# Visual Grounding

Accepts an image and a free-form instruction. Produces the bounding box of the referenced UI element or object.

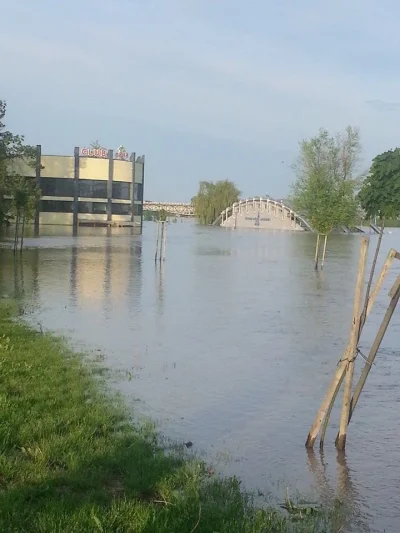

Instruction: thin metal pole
[154,221,160,262]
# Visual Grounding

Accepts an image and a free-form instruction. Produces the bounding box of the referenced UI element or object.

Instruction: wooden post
[161,221,167,261]
[321,235,328,270]
[347,275,400,424]
[314,234,320,270]
[154,221,160,262]
[309,246,397,449]
[336,237,369,450]
[159,221,164,263]
[19,216,25,253]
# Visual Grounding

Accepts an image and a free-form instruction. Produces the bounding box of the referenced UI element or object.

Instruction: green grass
[0,301,334,533]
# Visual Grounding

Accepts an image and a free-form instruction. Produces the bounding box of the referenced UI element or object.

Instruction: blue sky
[1,0,400,202]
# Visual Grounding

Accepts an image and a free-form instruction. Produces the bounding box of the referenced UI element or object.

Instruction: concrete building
[9,145,145,231]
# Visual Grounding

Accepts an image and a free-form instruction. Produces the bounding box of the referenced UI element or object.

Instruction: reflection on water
[1,223,400,533]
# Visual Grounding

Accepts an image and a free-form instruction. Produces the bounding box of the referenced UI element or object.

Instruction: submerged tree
[290,126,361,269]
[0,100,39,248]
[191,179,240,225]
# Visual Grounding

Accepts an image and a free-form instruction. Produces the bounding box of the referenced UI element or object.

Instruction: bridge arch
[212,197,313,231]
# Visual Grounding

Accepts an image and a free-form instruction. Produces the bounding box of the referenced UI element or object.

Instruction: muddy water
[1,222,399,532]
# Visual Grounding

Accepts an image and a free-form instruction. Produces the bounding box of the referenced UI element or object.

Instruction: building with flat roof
[9,145,145,231]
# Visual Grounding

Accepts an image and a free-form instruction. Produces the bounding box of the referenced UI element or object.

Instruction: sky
[1,0,400,202]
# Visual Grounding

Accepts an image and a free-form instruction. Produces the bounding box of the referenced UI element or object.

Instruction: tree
[191,179,240,225]
[358,148,400,224]
[0,100,39,248]
[290,126,361,269]
[90,140,106,150]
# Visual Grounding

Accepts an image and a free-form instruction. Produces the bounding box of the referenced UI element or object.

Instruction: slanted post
[336,236,369,450]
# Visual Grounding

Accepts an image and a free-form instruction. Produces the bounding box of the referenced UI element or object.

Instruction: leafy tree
[0,100,39,248]
[192,180,240,225]
[358,148,400,224]
[290,126,361,269]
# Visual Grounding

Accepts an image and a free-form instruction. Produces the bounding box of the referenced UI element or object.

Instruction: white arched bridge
[212,197,314,231]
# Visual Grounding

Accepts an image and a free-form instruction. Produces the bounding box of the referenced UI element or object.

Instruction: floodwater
[1,221,399,533]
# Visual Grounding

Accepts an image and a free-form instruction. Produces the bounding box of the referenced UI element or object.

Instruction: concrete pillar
[73,147,80,231]
[34,144,41,235]
[107,149,114,222]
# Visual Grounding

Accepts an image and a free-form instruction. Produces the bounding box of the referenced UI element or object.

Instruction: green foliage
[0,300,336,533]
[358,148,400,220]
[192,179,240,225]
[0,100,39,226]
[291,126,361,234]
[143,209,171,222]
[90,140,106,150]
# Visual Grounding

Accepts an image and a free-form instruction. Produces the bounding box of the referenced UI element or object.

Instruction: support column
[107,150,114,223]
[34,144,41,236]
[73,147,79,232]
[140,156,145,233]
[130,152,136,223]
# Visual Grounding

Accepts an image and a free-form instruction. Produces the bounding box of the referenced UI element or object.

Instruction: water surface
[1,222,399,533]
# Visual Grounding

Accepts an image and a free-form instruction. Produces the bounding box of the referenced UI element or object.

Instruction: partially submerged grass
[0,301,334,532]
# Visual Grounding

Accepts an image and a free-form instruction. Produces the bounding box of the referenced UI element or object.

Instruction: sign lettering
[79,146,130,161]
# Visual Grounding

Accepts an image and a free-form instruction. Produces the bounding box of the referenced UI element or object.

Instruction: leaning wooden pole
[348,275,400,424]
[306,237,370,449]
[154,221,160,262]
[317,247,397,448]
[336,237,369,451]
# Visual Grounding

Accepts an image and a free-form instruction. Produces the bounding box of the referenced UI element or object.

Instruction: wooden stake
[20,216,25,253]
[359,219,385,328]
[320,235,328,270]
[161,221,167,261]
[154,221,160,262]
[347,275,400,425]
[308,246,396,449]
[314,234,320,270]
[159,222,164,263]
[336,237,369,451]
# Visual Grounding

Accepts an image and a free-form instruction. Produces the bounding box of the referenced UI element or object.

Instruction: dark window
[112,182,130,200]
[78,202,107,214]
[41,200,74,213]
[112,203,131,215]
[133,203,143,216]
[79,180,107,198]
[41,178,74,197]
[134,183,143,201]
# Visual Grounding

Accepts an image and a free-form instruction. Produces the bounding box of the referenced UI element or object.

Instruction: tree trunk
[314,234,320,270]
[320,235,328,269]
[336,237,369,451]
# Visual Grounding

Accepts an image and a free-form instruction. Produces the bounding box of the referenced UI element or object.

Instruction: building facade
[10,145,145,231]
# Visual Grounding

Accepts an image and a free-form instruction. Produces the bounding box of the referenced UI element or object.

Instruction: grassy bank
[0,302,333,533]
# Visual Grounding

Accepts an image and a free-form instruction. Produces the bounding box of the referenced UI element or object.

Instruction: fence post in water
[154,221,160,263]
[336,236,369,451]
[161,221,167,261]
